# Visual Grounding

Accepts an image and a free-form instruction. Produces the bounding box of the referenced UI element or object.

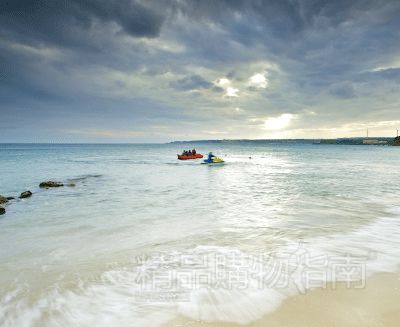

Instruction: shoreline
[165,272,400,327]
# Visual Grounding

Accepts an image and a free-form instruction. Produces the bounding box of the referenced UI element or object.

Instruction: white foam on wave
[0,285,43,327]
[172,246,287,324]
[0,246,289,327]
[310,215,400,274]
[2,210,400,327]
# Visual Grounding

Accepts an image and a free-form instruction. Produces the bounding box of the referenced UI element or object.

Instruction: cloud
[169,74,213,91]
[248,72,268,89]
[214,78,239,97]
[170,75,214,91]
[329,82,356,99]
[366,68,400,82]
[226,87,239,97]
[0,0,166,47]
[64,128,146,138]
[216,78,231,87]
[2,0,400,141]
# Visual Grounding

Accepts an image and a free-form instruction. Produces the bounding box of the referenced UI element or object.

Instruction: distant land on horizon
[170,137,399,145]
[0,136,398,145]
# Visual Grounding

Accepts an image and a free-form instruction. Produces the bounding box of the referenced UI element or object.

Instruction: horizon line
[0,135,398,145]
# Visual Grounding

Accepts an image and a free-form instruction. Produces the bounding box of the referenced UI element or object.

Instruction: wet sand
[165,272,400,327]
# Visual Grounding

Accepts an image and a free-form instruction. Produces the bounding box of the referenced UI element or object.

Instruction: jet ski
[202,156,225,164]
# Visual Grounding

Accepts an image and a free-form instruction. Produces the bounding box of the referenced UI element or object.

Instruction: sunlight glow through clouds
[264,113,294,130]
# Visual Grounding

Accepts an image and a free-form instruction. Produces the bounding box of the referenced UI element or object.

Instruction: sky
[1,0,400,143]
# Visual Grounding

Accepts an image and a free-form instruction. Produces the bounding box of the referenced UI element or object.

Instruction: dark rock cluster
[19,191,33,199]
[1,180,68,216]
[0,196,8,205]
[0,196,9,215]
[393,136,400,146]
[0,177,90,216]
[39,181,64,188]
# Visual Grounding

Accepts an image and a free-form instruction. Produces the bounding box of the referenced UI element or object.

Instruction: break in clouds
[1,0,400,142]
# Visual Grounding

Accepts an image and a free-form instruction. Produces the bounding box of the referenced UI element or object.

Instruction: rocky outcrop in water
[39,181,64,188]
[19,191,32,199]
[0,176,100,215]
[0,196,8,205]
[393,136,400,146]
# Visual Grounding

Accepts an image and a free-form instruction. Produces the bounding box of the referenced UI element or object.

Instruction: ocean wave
[2,212,400,326]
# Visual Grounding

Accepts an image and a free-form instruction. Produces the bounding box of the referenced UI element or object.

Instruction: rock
[39,181,64,188]
[0,196,8,204]
[0,207,5,215]
[19,191,32,199]
[393,136,400,146]
[6,197,15,200]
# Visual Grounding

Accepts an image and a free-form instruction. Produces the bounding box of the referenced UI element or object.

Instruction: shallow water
[0,143,400,326]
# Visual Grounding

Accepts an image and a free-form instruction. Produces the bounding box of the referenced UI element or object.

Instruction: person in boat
[188,150,192,156]
[192,149,196,155]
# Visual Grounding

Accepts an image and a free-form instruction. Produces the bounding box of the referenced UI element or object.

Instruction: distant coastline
[169,137,400,146]
[0,136,398,146]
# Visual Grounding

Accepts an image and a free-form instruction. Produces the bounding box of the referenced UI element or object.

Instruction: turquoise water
[1,143,400,326]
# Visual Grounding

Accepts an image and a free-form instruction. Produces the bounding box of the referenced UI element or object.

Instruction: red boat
[177,153,203,160]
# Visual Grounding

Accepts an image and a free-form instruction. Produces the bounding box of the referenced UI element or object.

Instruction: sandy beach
[166,272,400,327]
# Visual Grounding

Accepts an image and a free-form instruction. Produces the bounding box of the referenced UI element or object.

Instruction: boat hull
[177,154,203,160]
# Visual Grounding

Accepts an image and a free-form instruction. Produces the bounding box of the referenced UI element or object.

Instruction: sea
[0,143,399,326]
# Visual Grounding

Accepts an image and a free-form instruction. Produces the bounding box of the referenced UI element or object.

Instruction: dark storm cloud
[0,0,170,102]
[169,74,213,91]
[0,0,165,48]
[174,0,390,46]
